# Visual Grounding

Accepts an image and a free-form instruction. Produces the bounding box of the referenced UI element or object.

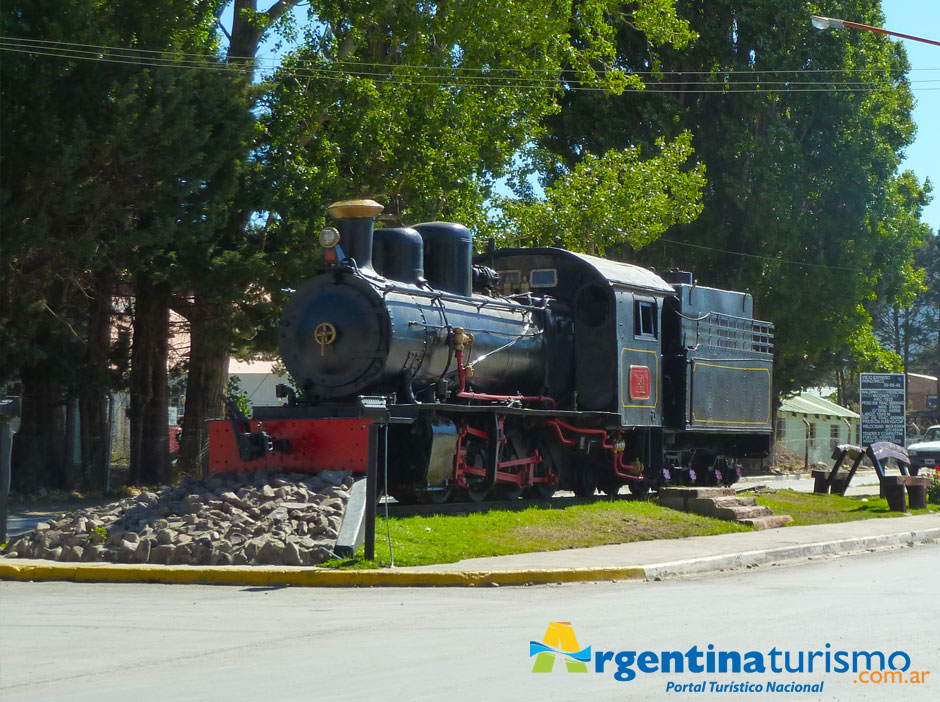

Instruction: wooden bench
[882,475,929,512]
[812,469,849,495]
[813,444,865,496]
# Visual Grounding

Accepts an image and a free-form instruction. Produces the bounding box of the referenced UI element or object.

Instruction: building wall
[777,412,859,465]
[232,372,285,411]
[907,374,938,412]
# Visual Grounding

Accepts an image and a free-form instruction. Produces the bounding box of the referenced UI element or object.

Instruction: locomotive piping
[454,348,556,408]
[464,322,535,372]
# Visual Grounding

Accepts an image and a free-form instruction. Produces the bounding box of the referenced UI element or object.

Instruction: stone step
[658,487,736,499]
[712,505,774,521]
[739,514,794,530]
[688,496,757,515]
[658,495,691,511]
[712,495,757,507]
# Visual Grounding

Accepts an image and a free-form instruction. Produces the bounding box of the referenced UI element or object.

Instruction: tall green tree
[538,0,929,396]
[173,0,306,476]
[1,0,246,488]
[175,0,697,471]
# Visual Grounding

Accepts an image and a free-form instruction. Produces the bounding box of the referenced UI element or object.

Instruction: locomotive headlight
[319,227,341,248]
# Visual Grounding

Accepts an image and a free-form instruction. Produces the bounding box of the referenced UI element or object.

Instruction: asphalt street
[1,542,938,702]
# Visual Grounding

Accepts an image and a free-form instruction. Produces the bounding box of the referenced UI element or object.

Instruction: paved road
[1,543,938,701]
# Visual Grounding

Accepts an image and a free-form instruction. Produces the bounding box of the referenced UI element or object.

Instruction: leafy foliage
[498,133,705,254]
[537,0,930,395]
[0,0,244,384]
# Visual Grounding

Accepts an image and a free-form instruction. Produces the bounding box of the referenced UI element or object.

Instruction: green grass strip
[753,488,940,526]
[332,499,747,568]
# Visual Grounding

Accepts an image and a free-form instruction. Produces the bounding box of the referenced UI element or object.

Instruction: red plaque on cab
[629,365,651,401]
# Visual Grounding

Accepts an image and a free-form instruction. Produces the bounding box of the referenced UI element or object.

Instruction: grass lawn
[337,500,747,568]
[751,488,940,526]
[329,488,940,568]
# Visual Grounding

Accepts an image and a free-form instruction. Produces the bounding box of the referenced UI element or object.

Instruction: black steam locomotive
[209,199,774,501]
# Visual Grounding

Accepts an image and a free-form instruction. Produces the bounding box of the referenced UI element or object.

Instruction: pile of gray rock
[2,470,354,566]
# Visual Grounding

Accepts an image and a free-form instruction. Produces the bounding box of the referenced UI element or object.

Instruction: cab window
[634,299,658,339]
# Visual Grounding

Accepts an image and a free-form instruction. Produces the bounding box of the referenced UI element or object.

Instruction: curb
[2,526,938,588]
[643,526,940,579]
[0,561,646,588]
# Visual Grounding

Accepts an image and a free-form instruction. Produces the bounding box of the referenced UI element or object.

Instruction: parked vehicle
[906,425,940,474]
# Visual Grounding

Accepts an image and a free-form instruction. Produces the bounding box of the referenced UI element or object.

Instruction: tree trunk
[902,308,911,369]
[891,305,901,357]
[129,276,171,485]
[12,372,66,493]
[80,271,113,491]
[171,0,299,478]
[178,295,229,477]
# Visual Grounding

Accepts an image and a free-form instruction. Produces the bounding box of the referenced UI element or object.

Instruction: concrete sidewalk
[2,512,938,588]
[407,511,940,578]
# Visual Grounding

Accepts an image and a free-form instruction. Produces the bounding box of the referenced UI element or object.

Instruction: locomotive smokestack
[327,199,384,272]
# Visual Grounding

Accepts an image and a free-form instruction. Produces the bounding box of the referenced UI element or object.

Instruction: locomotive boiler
[280,200,547,404]
[209,199,775,502]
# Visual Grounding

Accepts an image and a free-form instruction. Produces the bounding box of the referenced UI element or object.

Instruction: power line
[5,44,939,95]
[3,35,939,76]
[658,237,865,272]
[1,35,938,94]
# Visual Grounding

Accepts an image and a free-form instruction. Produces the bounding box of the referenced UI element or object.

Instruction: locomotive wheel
[494,430,527,501]
[628,479,650,499]
[571,461,597,497]
[428,485,455,504]
[464,444,491,502]
[467,485,490,502]
[597,472,622,497]
[524,432,561,500]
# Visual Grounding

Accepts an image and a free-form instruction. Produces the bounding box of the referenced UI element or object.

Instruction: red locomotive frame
[208,418,373,474]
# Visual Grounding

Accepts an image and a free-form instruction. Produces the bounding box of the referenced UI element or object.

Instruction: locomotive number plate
[629,365,651,401]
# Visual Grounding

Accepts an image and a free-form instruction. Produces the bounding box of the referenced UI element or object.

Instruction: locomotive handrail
[675,310,711,322]
[379,281,548,312]
[683,310,774,354]
[407,321,542,338]
[465,322,535,370]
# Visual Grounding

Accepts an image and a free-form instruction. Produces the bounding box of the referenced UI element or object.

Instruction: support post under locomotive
[360,396,390,560]
[365,422,378,560]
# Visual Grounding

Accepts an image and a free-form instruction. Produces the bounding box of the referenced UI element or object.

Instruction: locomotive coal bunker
[208,199,774,501]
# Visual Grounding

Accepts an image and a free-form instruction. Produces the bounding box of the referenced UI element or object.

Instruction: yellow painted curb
[0,561,646,588]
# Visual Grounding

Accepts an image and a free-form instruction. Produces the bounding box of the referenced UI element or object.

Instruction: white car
[906,425,940,474]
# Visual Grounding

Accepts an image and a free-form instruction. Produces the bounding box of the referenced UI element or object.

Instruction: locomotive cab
[487,248,673,424]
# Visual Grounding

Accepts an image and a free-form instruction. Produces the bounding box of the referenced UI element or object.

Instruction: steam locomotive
[208,199,774,501]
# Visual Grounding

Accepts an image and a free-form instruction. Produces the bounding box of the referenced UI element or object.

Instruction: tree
[1,0,247,488]
[176,0,698,472]
[174,0,306,476]
[537,0,929,397]
[498,133,705,254]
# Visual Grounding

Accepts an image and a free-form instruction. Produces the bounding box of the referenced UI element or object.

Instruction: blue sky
[882,1,940,233]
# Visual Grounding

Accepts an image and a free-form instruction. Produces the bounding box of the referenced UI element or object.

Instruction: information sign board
[859,373,906,447]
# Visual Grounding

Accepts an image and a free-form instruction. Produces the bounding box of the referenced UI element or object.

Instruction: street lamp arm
[811,15,940,48]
